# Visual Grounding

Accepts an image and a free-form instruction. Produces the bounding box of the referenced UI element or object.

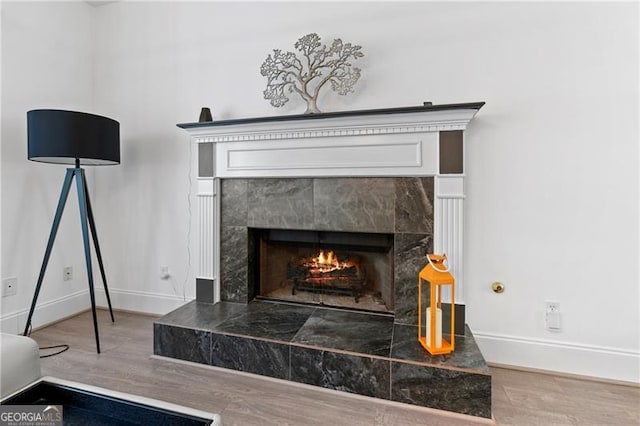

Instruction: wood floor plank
[373,404,488,426]
[554,375,640,401]
[501,385,575,411]
[490,367,564,393]
[492,400,579,426]
[28,310,640,425]
[221,397,375,426]
[492,368,639,426]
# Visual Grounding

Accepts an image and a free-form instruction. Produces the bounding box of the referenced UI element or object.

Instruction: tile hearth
[154,300,491,418]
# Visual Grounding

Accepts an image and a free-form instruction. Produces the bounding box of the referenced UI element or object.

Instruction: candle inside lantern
[426,307,442,348]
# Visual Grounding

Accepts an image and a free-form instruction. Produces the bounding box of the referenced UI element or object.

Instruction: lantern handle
[427,253,450,273]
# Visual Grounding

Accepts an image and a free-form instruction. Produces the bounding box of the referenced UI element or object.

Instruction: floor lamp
[24,109,120,354]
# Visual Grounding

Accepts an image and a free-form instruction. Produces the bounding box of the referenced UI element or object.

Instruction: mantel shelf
[177,102,485,130]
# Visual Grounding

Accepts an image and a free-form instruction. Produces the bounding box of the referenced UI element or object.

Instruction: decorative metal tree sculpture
[260,33,364,114]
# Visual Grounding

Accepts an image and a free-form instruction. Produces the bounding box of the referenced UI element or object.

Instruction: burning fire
[305,250,352,272]
[317,250,337,266]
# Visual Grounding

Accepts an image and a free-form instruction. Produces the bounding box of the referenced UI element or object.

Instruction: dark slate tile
[292,309,393,357]
[220,226,248,303]
[290,346,390,400]
[214,301,315,342]
[313,178,394,233]
[390,324,490,374]
[394,177,434,233]
[220,179,248,227]
[155,300,249,331]
[247,178,314,229]
[210,333,289,380]
[394,233,432,325]
[153,323,210,365]
[391,362,492,418]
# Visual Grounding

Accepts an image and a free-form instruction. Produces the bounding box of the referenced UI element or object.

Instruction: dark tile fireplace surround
[219,176,435,324]
[155,176,491,419]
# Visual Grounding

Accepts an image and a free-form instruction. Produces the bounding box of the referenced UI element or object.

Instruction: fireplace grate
[288,253,366,302]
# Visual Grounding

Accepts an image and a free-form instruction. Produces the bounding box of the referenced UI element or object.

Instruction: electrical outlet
[545,300,561,331]
[546,301,560,313]
[160,266,170,280]
[2,277,17,297]
[63,266,73,281]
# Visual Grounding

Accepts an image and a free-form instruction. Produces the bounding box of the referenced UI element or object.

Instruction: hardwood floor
[29,310,639,425]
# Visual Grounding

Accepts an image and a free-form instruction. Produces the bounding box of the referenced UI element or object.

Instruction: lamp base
[23,166,114,353]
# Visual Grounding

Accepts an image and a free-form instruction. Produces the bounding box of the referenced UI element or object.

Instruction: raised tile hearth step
[153,300,491,419]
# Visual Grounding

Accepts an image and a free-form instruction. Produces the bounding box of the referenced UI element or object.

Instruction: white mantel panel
[196,177,214,196]
[216,132,438,178]
[436,175,464,197]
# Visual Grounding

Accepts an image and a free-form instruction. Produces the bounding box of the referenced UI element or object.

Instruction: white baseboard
[0,288,191,335]
[473,331,640,384]
[0,290,90,334]
[94,288,192,316]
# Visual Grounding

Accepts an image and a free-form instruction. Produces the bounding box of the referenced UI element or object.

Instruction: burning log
[286,250,366,302]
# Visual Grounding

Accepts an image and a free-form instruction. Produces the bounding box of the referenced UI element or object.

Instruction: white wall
[1,1,96,333]
[462,3,639,383]
[92,2,638,383]
[3,2,638,383]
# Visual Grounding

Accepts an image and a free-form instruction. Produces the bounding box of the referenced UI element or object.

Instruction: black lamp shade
[28,109,120,165]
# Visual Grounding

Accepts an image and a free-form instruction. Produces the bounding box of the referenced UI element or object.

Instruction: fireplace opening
[252,228,394,313]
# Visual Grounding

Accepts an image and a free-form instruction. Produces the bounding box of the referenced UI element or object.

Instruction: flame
[316,250,337,267]
[304,250,353,272]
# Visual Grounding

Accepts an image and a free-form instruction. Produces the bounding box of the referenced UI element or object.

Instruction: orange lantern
[418,254,455,355]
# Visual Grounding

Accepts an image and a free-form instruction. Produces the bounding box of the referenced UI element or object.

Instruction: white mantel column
[434,175,465,305]
[194,142,218,303]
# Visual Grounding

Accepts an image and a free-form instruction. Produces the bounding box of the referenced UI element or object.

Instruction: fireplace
[253,228,394,313]
[166,102,490,419]
[182,103,485,325]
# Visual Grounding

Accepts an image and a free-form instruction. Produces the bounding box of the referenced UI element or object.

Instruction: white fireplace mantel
[178,102,484,304]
